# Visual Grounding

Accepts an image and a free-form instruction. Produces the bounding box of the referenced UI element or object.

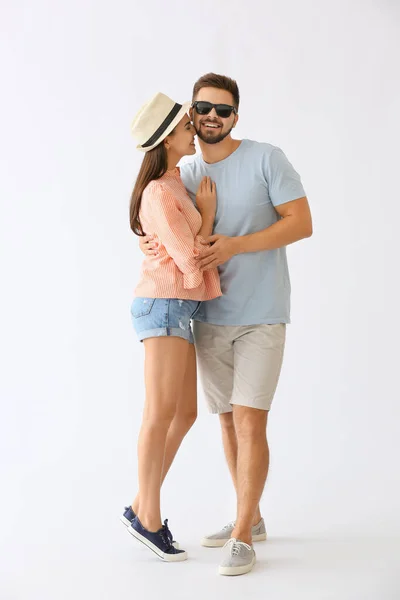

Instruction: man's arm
[235,196,312,253]
[197,196,312,271]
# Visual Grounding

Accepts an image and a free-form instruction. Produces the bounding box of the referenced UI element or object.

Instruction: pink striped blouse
[134,168,222,301]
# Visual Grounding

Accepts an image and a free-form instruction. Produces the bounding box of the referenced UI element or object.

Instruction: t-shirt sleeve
[263,147,306,207]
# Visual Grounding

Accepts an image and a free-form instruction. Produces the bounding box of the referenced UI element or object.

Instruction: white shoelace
[224,537,252,556]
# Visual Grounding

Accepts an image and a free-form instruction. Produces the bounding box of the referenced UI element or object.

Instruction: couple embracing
[121,73,312,576]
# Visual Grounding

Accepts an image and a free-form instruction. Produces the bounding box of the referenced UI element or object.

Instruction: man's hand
[196,234,238,271]
[139,234,158,256]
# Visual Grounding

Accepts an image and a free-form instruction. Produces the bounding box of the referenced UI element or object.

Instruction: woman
[121,92,221,562]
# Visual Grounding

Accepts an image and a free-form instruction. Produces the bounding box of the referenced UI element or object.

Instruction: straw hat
[131,92,191,152]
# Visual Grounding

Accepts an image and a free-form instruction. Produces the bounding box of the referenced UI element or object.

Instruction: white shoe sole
[122,516,180,549]
[201,532,266,548]
[127,525,187,562]
[219,555,256,576]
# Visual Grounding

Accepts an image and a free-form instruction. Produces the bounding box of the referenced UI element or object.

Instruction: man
[140,73,312,575]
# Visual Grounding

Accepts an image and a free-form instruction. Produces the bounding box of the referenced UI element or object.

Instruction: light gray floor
[4,511,399,600]
[3,436,400,600]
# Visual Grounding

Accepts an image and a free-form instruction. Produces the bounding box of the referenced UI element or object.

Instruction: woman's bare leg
[132,343,197,515]
[135,337,189,532]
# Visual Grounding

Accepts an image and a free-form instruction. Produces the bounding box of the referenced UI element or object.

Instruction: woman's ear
[164,137,170,150]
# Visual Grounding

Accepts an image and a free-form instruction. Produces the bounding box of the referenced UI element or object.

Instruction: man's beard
[195,122,234,145]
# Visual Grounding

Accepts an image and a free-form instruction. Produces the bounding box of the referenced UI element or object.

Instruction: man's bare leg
[230,406,269,544]
[219,411,263,526]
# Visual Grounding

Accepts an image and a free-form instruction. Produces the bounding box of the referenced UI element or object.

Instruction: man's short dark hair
[192,73,240,109]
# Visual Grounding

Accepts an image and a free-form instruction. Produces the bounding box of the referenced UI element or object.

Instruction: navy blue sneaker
[120,505,136,527]
[128,517,187,562]
[121,506,180,548]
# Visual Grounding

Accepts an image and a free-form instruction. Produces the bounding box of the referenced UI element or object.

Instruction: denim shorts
[131,298,201,344]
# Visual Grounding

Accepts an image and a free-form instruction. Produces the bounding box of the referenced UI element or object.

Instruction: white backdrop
[1,1,400,599]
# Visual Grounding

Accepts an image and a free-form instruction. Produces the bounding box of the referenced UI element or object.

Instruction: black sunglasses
[192,101,237,119]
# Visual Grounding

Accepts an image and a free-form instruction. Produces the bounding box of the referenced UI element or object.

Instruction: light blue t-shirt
[180,139,306,326]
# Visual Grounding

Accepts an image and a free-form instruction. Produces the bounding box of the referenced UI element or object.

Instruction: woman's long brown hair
[129,139,171,236]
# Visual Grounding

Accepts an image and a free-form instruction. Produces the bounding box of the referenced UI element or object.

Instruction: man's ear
[233,113,239,128]
[189,106,194,121]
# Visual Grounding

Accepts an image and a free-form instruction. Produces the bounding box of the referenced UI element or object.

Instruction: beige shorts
[193,321,286,414]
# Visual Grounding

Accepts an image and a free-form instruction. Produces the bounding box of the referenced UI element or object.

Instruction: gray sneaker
[201,518,266,547]
[219,538,256,576]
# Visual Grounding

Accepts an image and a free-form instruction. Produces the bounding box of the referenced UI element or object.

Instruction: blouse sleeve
[149,183,204,289]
